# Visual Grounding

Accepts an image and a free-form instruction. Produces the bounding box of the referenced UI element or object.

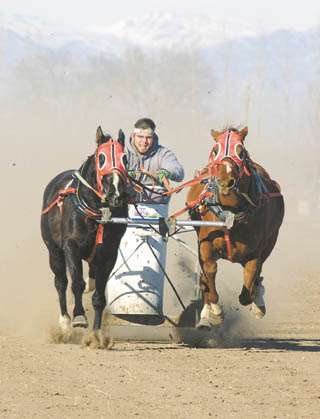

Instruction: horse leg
[84,263,96,293]
[197,242,224,329]
[92,270,108,332]
[249,231,280,318]
[84,255,117,349]
[49,247,71,330]
[239,258,266,318]
[251,276,266,319]
[64,239,88,328]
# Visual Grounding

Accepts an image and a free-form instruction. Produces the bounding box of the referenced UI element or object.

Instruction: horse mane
[222,125,242,133]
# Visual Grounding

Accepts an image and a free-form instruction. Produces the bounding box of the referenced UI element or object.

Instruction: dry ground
[1,220,319,418]
[0,321,320,418]
[1,274,320,418]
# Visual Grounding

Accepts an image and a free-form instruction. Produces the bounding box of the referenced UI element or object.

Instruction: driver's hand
[128,170,138,179]
[156,169,171,185]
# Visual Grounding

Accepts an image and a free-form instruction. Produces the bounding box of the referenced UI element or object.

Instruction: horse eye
[99,153,106,169]
[212,145,219,155]
[236,145,245,160]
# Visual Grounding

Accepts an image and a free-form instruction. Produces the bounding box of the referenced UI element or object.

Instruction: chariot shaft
[98,217,233,229]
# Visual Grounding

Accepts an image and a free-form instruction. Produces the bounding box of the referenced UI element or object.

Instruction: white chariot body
[106,199,169,325]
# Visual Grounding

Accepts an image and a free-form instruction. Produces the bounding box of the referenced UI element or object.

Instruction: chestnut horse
[187,127,284,329]
[41,127,128,347]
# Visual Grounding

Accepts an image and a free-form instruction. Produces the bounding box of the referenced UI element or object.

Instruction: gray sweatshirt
[125,134,184,203]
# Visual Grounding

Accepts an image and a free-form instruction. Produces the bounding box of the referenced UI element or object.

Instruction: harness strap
[42,181,105,251]
[96,224,104,245]
[224,230,233,262]
[168,188,214,219]
[169,198,202,219]
[74,171,103,199]
[238,192,259,208]
[42,187,77,215]
[85,229,104,263]
[266,192,282,198]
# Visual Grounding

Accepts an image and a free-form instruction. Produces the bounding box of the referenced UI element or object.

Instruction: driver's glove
[128,170,138,179]
[157,169,172,185]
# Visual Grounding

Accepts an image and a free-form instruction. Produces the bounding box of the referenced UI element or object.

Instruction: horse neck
[78,155,101,209]
[187,182,204,202]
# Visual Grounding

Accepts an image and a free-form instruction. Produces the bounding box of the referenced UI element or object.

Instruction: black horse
[41,126,128,348]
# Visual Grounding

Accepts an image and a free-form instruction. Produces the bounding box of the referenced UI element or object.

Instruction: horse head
[209,127,249,196]
[95,126,128,208]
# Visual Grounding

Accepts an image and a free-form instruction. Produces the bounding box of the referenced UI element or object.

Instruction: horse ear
[241,126,248,141]
[210,130,220,141]
[118,129,125,146]
[96,126,104,144]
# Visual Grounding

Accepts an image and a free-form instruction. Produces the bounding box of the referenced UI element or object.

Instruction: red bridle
[95,139,127,194]
[208,130,251,177]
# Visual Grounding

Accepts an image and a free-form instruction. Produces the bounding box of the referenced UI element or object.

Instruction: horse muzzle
[217,178,236,195]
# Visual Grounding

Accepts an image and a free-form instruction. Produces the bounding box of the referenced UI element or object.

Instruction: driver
[125,118,184,202]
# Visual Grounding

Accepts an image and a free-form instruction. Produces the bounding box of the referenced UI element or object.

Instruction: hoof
[72,315,88,328]
[196,318,212,331]
[209,311,224,326]
[200,303,224,327]
[59,314,71,331]
[251,278,266,318]
[239,286,252,306]
[250,303,266,319]
[83,330,114,350]
[84,277,96,293]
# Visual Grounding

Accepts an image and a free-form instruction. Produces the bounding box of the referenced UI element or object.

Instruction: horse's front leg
[84,263,96,293]
[84,254,117,349]
[64,239,88,328]
[197,241,224,329]
[239,258,266,318]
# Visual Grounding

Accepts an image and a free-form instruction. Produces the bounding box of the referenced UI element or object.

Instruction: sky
[1,0,320,29]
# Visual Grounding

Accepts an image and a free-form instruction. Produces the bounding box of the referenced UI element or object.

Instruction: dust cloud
[0,28,319,341]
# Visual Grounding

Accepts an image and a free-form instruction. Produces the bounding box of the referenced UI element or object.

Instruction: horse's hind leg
[249,231,280,318]
[64,239,88,328]
[251,275,266,319]
[239,258,266,318]
[49,248,71,330]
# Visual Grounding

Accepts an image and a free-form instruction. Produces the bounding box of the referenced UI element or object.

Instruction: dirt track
[0,324,320,418]
[1,262,320,418]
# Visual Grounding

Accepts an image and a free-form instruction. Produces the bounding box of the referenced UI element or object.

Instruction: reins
[74,170,103,200]
[41,172,103,220]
